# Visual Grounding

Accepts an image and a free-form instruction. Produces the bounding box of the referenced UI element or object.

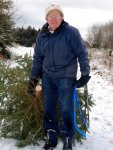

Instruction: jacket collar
[40,20,68,36]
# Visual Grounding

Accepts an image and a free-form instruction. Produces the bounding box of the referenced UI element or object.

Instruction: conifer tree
[0,55,94,147]
[0,0,14,58]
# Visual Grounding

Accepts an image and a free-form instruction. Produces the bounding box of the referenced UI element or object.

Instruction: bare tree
[86,24,102,48]
[102,21,113,49]
[86,21,113,50]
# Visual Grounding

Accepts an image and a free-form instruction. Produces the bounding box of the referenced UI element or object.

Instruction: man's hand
[28,77,38,97]
[76,75,91,88]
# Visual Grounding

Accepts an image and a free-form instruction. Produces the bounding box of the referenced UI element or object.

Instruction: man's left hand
[76,75,91,88]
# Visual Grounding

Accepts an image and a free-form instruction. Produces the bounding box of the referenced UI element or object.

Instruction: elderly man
[28,4,90,150]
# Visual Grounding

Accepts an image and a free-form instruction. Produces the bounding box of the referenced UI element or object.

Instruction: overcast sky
[13,0,113,38]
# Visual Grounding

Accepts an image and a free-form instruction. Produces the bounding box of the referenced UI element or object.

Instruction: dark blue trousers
[42,72,75,138]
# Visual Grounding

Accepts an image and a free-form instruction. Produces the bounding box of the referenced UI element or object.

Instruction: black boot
[42,130,58,150]
[42,140,54,150]
[62,135,73,150]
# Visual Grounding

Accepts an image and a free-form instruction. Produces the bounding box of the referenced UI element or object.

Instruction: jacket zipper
[50,34,55,70]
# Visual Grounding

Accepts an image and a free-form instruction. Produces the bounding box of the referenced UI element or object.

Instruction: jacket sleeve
[30,35,43,79]
[71,28,90,75]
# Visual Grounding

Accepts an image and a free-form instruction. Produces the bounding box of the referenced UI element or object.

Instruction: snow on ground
[5,45,34,67]
[8,45,34,57]
[0,46,113,150]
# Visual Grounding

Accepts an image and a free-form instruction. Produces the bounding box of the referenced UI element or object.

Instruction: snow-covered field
[0,46,113,150]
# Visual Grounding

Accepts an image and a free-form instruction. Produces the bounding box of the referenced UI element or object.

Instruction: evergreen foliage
[13,27,40,47]
[0,0,15,58]
[0,55,94,147]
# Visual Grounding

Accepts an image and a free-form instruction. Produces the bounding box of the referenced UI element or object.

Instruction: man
[28,4,91,150]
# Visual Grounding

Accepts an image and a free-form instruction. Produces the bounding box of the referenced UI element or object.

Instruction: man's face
[47,10,63,31]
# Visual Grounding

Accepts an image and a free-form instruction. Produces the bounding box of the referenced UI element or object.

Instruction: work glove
[76,75,91,88]
[28,77,38,97]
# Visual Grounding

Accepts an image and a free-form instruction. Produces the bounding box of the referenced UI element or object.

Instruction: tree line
[86,21,113,50]
[13,26,40,47]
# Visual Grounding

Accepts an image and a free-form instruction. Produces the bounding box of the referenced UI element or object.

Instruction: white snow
[8,45,34,57]
[0,46,113,150]
[5,45,34,67]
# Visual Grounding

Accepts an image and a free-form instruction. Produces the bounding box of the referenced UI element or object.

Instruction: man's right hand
[28,77,38,97]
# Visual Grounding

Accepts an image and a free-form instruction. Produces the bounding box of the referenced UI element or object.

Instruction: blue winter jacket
[31,21,90,79]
